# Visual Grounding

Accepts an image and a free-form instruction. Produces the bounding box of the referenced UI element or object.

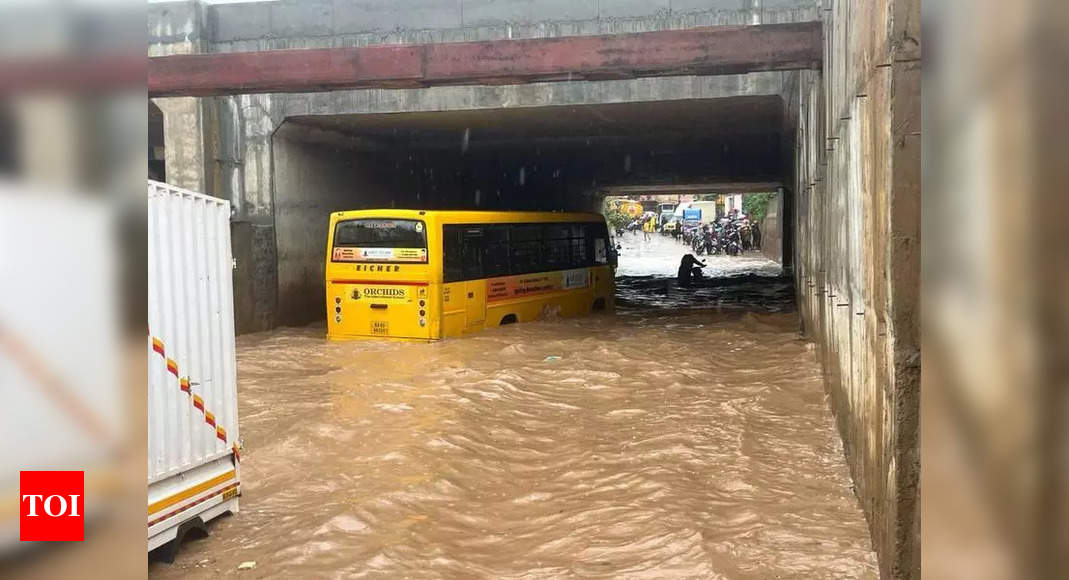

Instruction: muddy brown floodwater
[150,239,877,579]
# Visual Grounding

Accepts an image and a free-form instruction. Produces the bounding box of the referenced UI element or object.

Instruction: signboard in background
[619,201,644,217]
[683,209,702,221]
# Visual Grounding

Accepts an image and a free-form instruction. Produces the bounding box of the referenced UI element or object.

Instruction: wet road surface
[149,234,877,579]
[613,232,782,279]
[614,232,794,312]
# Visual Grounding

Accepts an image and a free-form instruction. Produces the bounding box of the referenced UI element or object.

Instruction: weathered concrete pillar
[219,94,281,333]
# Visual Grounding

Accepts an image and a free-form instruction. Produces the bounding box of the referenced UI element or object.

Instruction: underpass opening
[600,187,784,263]
[600,186,791,314]
[270,96,790,327]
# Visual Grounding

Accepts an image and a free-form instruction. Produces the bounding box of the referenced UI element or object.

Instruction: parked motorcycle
[721,218,743,256]
[691,232,705,255]
[692,227,718,256]
[681,226,695,246]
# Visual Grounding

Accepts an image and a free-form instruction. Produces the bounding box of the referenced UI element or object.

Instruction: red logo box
[20,471,84,541]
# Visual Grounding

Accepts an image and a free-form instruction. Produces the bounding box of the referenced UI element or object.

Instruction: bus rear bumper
[326,332,439,343]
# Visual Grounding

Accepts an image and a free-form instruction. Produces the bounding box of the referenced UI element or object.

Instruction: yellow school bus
[325,210,616,340]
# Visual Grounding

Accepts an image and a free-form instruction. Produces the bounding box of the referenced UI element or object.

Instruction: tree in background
[743,192,777,223]
[602,198,630,231]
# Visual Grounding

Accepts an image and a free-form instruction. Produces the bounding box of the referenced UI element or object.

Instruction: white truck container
[674,200,721,223]
[148,180,241,555]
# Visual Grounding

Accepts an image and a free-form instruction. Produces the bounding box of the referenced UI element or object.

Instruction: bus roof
[331,209,606,223]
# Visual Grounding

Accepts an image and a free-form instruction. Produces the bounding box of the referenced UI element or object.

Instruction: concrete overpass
[149,0,919,577]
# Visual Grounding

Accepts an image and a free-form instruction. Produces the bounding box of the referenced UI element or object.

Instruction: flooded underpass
[150,235,878,579]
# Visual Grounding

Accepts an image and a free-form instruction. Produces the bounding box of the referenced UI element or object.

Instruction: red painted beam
[149,22,821,98]
[0,54,146,96]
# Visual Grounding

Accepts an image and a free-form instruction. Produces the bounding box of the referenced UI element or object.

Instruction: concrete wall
[759,191,782,262]
[231,221,277,333]
[272,129,388,326]
[197,0,818,52]
[791,0,920,577]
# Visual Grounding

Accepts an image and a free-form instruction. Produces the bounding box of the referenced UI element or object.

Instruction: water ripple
[151,305,876,579]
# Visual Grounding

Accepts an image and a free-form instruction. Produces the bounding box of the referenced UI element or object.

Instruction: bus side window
[484,225,510,277]
[542,223,571,271]
[443,225,485,282]
[461,227,486,281]
[572,224,590,270]
[586,222,613,266]
[509,224,542,275]
[586,224,604,265]
[443,226,464,282]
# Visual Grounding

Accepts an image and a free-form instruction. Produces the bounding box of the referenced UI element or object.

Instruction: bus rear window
[332,219,428,263]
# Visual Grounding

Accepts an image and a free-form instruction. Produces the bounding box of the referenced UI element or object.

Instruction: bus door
[459,228,487,331]
[464,279,486,331]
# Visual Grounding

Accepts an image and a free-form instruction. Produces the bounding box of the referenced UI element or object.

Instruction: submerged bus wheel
[500,314,518,325]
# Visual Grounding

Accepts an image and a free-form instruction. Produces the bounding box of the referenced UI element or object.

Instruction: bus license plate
[371,320,389,335]
[222,488,238,501]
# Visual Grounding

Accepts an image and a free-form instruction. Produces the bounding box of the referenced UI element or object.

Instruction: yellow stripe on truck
[148,470,235,515]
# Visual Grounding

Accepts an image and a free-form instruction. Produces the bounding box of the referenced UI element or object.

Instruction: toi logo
[20,471,84,541]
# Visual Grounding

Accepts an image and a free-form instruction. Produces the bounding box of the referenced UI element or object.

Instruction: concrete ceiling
[276,96,789,193]
[285,96,784,151]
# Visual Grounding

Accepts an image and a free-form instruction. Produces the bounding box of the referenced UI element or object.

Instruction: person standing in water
[677,253,706,287]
